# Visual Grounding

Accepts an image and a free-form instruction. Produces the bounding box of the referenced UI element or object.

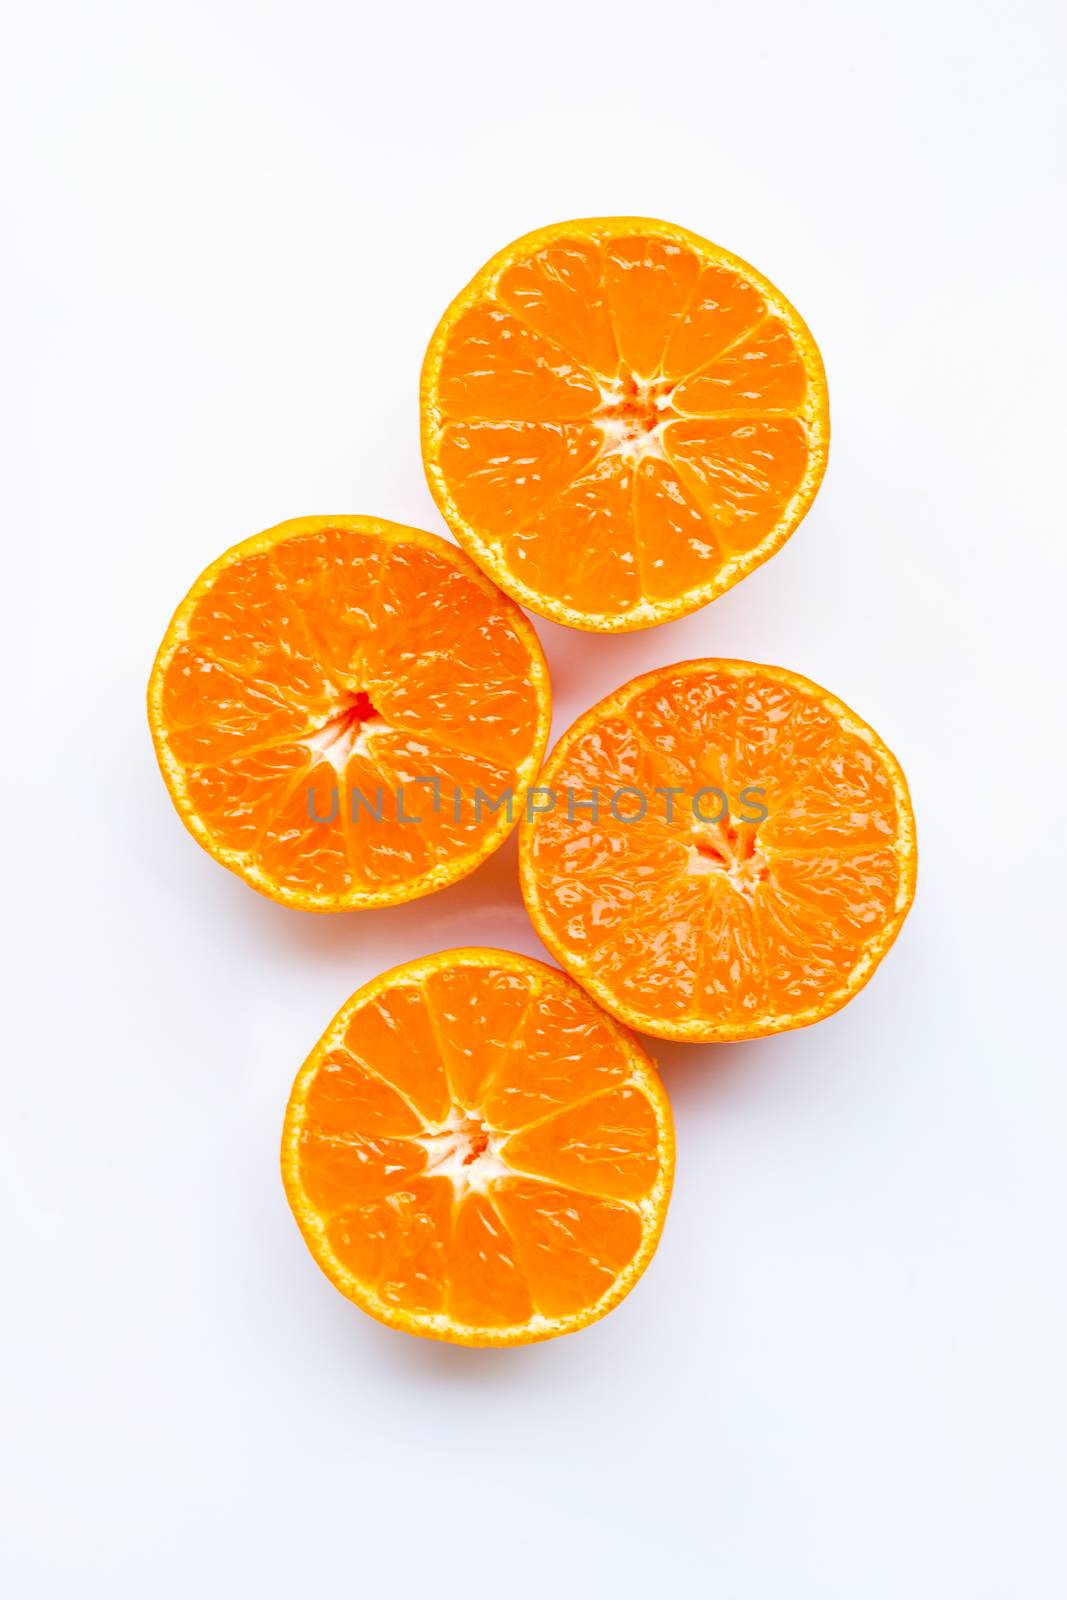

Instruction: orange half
[148,517,550,911]
[281,949,674,1345]
[421,216,828,632]
[520,660,916,1041]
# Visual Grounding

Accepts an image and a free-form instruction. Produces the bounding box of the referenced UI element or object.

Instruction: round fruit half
[148,516,551,911]
[281,948,674,1346]
[421,216,828,632]
[519,660,916,1042]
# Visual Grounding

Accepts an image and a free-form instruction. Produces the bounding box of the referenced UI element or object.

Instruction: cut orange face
[421,217,828,632]
[520,661,916,1042]
[148,517,550,911]
[281,948,674,1345]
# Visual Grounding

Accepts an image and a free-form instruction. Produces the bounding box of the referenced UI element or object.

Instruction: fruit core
[596,370,677,462]
[304,690,385,768]
[418,1109,509,1197]
[688,819,768,896]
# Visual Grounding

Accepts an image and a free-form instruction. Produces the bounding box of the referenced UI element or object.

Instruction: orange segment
[496,237,620,376]
[281,950,674,1346]
[661,262,769,377]
[182,551,329,706]
[342,982,452,1126]
[699,882,766,1026]
[298,1127,429,1212]
[182,743,310,855]
[158,643,313,767]
[336,750,434,889]
[303,1049,423,1139]
[434,303,600,420]
[601,234,703,376]
[370,735,514,869]
[589,878,716,1027]
[770,849,901,940]
[254,757,355,899]
[422,216,828,632]
[480,986,631,1132]
[504,1086,662,1201]
[437,421,603,537]
[448,1195,534,1329]
[671,318,810,414]
[627,671,739,791]
[361,539,542,768]
[147,516,550,911]
[493,1182,644,1320]
[269,524,382,689]
[326,1180,452,1318]
[423,962,534,1112]
[665,417,810,555]
[753,881,863,1009]
[731,673,841,795]
[520,661,917,1043]
[632,457,722,600]
[503,456,641,616]
[759,733,902,851]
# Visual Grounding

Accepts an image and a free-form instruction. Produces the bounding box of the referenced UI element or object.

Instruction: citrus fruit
[421,216,828,632]
[281,948,674,1345]
[520,660,916,1042]
[148,517,550,911]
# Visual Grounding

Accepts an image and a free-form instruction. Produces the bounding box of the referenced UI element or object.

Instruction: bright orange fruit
[520,660,916,1042]
[148,517,550,910]
[281,948,674,1345]
[421,216,828,632]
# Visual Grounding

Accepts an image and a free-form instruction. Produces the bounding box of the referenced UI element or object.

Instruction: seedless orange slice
[148,517,550,911]
[421,217,828,632]
[281,949,674,1345]
[520,661,916,1042]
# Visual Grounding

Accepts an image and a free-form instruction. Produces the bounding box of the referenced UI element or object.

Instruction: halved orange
[148,517,550,911]
[281,948,674,1345]
[421,216,828,632]
[520,660,916,1042]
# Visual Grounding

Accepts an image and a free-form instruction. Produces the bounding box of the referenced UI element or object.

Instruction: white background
[5,2,1066,1594]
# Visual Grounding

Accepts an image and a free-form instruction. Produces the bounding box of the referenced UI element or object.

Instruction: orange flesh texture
[520,663,916,1041]
[283,952,673,1342]
[149,519,550,909]
[423,220,827,629]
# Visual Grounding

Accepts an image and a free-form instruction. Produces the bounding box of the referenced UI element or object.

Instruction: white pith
[302,704,390,769]
[593,371,676,465]
[684,841,769,896]
[684,821,768,898]
[415,1107,512,1199]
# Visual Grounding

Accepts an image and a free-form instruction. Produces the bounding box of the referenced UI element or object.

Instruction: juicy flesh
[432,231,816,616]
[293,963,664,1330]
[157,528,543,900]
[527,669,905,1028]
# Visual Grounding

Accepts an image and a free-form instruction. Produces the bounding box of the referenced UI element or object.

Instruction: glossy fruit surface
[520,660,916,1041]
[281,948,674,1345]
[422,216,828,632]
[148,516,550,910]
